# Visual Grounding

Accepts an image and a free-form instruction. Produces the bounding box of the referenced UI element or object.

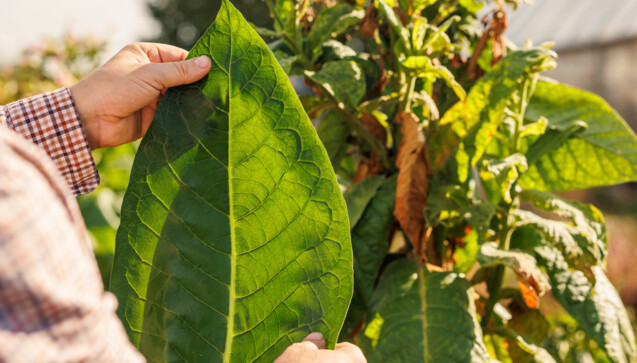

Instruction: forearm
[0,126,143,362]
[0,87,99,196]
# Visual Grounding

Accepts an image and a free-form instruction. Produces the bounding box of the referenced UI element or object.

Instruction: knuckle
[174,61,190,79]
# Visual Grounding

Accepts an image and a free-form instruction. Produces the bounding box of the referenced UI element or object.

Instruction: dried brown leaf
[517,275,539,309]
[361,5,378,39]
[361,113,387,144]
[393,112,429,261]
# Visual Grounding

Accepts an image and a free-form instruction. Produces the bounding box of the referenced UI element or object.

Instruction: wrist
[69,82,99,149]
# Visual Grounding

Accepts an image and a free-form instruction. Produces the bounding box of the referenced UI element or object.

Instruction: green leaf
[518,116,548,138]
[272,50,297,74]
[440,48,556,182]
[522,237,637,363]
[458,0,483,13]
[489,326,556,363]
[319,40,357,62]
[110,1,353,361]
[376,0,411,53]
[523,120,588,166]
[358,259,489,362]
[306,4,364,61]
[317,110,351,166]
[401,56,466,100]
[425,184,495,240]
[421,15,459,54]
[412,0,436,15]
[344,175,387,229]
[513,227,637,363]
[306,60,366,110]
[454,228,480,273]
[479,154,527,204]
[341,175,397,339]
[518,190,607,265]
[273,0,294,32]
[520,80,637,191]
[477,242,550,296]
[351,176,397,304]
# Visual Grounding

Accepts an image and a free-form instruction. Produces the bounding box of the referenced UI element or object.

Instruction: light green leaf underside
[440,49,554,182]
[110,1,353,362]
[514,227,636,363]
[520,80,637,191]
[358,259,489,363]
[477,242,550,294]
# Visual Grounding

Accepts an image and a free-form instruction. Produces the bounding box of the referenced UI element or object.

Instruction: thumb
[146,55,211,89]
[302,332,326,349]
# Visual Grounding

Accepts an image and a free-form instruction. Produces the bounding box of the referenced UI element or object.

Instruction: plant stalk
[511,76,531,153]
[306,77,394,171]
[481,220,515,330]
[400,76,417,113]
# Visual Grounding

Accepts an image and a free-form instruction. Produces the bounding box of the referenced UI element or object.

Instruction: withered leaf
[361,5,378,39]
[361,113,387,144]
[393,112,430,260]
[517,275,540,309]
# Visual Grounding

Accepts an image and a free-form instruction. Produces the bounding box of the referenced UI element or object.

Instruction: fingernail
[305,332,324,342]
[194,56,211,68]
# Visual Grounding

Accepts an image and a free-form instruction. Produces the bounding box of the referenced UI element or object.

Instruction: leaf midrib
[225,3,236,361]
[417,265,428,363]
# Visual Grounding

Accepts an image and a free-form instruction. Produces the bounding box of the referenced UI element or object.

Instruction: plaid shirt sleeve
[0,87,99,196]
[0,123,144,362]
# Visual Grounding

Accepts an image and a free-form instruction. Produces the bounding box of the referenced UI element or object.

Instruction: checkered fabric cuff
[1,87,99,196]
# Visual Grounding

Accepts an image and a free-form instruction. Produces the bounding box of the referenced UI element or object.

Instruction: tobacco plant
[260,0,637,361]
[110,0,637,362]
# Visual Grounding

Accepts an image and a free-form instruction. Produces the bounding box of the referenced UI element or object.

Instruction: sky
[0,0,158,65]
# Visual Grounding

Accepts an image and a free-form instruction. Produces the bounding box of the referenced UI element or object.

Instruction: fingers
[334,343,367,363]
[302,332,326,349]
[141,56,212,89]
[129,42,189,63]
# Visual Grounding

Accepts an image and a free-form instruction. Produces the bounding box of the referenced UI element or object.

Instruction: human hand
[275,333,367,363]
[70,42,211,149]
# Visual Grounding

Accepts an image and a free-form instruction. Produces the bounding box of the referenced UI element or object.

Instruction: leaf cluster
[263,0,637,361]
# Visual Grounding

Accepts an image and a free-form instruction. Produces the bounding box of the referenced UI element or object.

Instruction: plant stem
[336,107,395,171]
[511,76,531,154]
[264,0,284,30]
[481,219,515,330]
[306,76,394,171]
[400,76,417,113]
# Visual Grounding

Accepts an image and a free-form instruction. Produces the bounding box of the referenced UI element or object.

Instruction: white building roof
[505,0,637,50]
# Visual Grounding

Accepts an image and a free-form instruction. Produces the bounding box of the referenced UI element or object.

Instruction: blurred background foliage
[1,1,635,360]
[147,0,272,49]
[0,35,136,288]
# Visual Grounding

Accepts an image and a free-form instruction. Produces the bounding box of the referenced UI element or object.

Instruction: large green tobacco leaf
[110,1,353,361]
[520,80,637,191]
[358,259,489,362]
[440,49,555,182]
[513,228,636,363]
